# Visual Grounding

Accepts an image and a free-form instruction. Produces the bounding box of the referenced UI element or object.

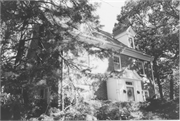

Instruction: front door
[127,87,135,101]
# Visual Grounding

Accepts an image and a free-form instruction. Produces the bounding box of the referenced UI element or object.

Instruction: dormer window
[113,26,136,48]
[128,37,134,48]
[113,55,121,71]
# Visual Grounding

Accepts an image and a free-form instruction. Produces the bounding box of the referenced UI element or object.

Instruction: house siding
[120,54,155,98]
[74,51,155,101]
[28,25,155,103]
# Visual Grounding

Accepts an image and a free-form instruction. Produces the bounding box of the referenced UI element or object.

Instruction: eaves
[78,34,154,62]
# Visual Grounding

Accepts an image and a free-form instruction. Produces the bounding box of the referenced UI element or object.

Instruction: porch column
[142,61,145,75]
[58,50,64,110]
[150,61,156,95]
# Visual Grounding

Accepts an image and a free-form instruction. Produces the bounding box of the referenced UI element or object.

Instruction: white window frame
[113,54,121,71]
[142,90,149,101]
[135,60,145,76]
[128,37,135,48]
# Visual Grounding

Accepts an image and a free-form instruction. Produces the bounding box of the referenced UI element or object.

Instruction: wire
[99,0,114,7]
[98,0,122,9]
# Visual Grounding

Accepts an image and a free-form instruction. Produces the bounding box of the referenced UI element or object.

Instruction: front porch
[106,69,154,102]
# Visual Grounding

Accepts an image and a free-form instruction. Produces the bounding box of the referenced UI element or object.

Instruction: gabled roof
[72,25,154,61]
[113,26,129,37]
[96,29,129,48]
[121,69,142,80]
[84,29,154,61]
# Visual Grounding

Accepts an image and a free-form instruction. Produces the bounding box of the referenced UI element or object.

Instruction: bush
[1,94,24,120]
[45,101,98,120]
[0,92,50,120]
[96,101,131,120]
[140,98,179,119]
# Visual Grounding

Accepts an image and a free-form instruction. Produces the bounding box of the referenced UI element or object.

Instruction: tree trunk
[156,75,163,99]
[22,88,29,105]
[169,75,174,100]
[153,61,164,99]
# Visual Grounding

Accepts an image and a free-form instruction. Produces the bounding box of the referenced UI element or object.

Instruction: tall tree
[114,0,179,99]
[1,0,101,117]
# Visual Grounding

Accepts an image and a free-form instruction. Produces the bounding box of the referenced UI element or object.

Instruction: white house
[26,25,156,103]
[74,26,156,102]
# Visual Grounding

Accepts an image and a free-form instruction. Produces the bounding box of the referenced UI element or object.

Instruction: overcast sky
[90,0,126,33]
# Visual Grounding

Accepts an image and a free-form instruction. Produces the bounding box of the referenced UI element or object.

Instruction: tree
[114,0,179,99]
[1,0,101,119]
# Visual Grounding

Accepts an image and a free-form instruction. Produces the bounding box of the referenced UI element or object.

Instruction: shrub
[96,101,131,120]
[140,98,179,119]
[1,94,23,120]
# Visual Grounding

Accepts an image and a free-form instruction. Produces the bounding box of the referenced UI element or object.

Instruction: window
[144,61,153,80]
[143,90,149,98]
[113,55,121,71]
[145,91,148,98]
[121,54,134,69]
[126,81,133,85]
[131,60,144,76]
[128,37,134,48]
[142,90,149,100]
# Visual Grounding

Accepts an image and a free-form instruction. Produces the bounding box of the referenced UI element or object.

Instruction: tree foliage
[114,0,179,99]
[1,0,102,119]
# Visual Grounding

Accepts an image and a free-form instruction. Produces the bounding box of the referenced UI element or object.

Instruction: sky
[90,0,126,33]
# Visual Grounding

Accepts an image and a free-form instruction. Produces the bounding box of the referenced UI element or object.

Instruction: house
[25,25,156,103]
[74,26,156,102]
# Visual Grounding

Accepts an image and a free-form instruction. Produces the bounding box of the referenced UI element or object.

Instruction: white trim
[142,61,145,75]
[128,37,135,48]
[127,26,136,37]
[136,60,145,75]
[120,77,142,81]
[151,62,156,94]
[122,48,154,61]
[142,90,149,100]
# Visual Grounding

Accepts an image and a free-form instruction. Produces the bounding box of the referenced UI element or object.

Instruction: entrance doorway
[127,87,135,101]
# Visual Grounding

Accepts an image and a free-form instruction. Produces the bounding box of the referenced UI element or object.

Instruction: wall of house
[106,78,119,101]
[66,48,155,101]
[120,54,155,98]
[107,78,144,102]
[116,34,129,47]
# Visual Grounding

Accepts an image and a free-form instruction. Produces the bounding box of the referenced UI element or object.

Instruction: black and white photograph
[0,0,179,120]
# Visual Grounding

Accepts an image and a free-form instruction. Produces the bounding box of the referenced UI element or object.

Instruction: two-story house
[75,26,156,102]
[25,25,156,103]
